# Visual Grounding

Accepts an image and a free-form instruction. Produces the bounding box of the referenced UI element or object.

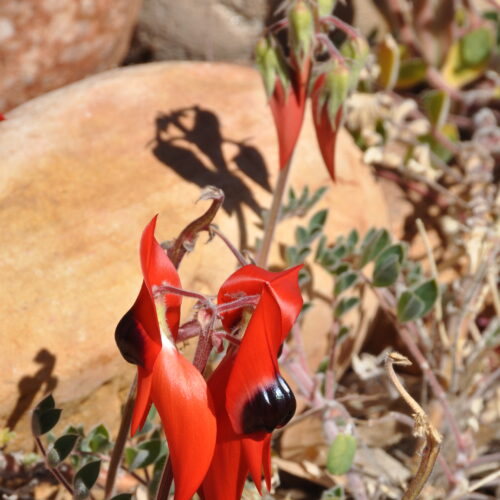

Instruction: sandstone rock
[0,0,142,112]
[0,62,390,449]
[136,0,278,62]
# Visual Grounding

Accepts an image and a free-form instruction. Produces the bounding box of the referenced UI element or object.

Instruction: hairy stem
[35,436,74,496]
[105,375,137,499]
[257,159,292,268]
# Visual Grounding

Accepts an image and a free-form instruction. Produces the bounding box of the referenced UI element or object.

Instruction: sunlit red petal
[311,76,343,182]
[217,265,302,435]
[201,357,249,500]
[151,345,217,500]
[140,215,182,339]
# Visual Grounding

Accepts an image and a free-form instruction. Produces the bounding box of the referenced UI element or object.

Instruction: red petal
[131,366,153,435]
[269,63,309,170]
[241,434,272,494]
[311,80,343,182]
[217,265,303,435]
[151,346,216,500]
[140,215,182,339]
[201,357,249,500]
[218,264,303,340]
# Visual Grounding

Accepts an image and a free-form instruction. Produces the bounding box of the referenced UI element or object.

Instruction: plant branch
[385,352,442,500]
[35,436,74,496]
[416,218,450,349]
[105,375,137,499]
[256,158,293,268]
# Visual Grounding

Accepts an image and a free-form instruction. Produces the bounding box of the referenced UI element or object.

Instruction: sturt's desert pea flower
[256,2,313,170]
[311,62,349,181]
[200,265,303,499]
[115,216,216,500]
[116,218,303,499]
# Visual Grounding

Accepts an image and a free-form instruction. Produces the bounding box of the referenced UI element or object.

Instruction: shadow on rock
[149,105,271,250]
[7,349,58,431]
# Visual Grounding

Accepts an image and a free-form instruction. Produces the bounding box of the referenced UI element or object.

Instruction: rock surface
[0,62,390,448]
[136,0,278,62]
[0,0,142,112]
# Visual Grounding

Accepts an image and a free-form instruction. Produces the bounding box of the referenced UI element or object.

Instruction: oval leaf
[413,279,438,318]
[334,272,358,295]
[360,229,390,267]
[47,434,78,467]
[32,408,62,437]
[327,434,357,475]
[397,291,425,322]
[373,253,400,287]
[73,460,101,500]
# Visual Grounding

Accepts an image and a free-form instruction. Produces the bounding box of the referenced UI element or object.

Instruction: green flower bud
[255,37,290,97]
[318,0,337,17]
[288,1,314,70]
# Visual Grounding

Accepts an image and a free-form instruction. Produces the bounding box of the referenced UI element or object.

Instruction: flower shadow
[149,105,271,250]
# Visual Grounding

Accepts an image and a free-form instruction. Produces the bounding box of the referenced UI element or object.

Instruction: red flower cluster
[115,216,303,500]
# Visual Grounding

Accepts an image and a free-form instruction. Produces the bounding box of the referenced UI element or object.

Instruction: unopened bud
[255,37,290,98]
[318,0,336,17]
[341,36,369,90]
[315,63,350,125]
[288,0,314,71]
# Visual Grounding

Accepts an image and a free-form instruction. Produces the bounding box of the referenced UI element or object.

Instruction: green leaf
[125,440,164,470]
[327,434,357,475]
[309,209,328,233]
[295,226,309,245]
[80,424,111,454]
[413,279,438,317]
[73,460,101,500]
[460,27,493,66]
[360,229,390,266]
[397,291,425,322]
[373,253,400,287]
[334,272,358,295]
[346,229,359,250]
[47,434,79,467]
[110,495,133,500]
[32,408,62,437]
[334,297,359,318]
[35,394,56,412]
[422,89,450,129]
[396,57,427,89]
[321,485,345,500]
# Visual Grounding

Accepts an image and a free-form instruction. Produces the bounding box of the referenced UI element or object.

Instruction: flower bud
[341,36,369,90]
[318,0,337,17]
[314,62,350,125]
[288,0,314,72]
[255,37,290,98]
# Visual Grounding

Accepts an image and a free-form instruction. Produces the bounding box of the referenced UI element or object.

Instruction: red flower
[269,68,309,170]
[116,218,303,499]
[311,66,349,181]
[115,216,216,500]
[201,265,303,498]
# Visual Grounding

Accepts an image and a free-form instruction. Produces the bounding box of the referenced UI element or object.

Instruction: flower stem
[35,436,74,496]
[105,375,137,499]
[385,353,442,500]
[256,158,292,268]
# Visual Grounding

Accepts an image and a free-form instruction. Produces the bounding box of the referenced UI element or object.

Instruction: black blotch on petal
[241,374,296,434]
[115,308,145,366]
